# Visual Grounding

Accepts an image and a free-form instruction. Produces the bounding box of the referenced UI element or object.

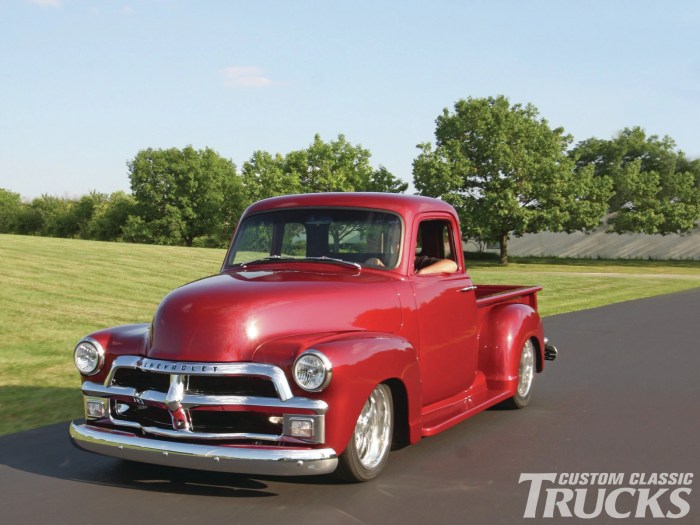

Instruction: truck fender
[77,323,150,384]
[255,332,421,454]
[477,304,544,392]
[312,334,422,452]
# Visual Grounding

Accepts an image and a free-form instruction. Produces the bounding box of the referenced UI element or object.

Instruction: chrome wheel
[336,384,393,482]
[354,384,392,470]
[501,338,536,409]
[517,339,535,399]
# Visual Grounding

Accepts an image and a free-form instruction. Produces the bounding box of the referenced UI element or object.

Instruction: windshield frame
[222,206,405,272]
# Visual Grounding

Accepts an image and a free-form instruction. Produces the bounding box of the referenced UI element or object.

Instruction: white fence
[504,228,700,261]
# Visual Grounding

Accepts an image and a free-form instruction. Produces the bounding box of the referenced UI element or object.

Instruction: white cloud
[222,66,272,88]
[121,5,135,16]
[27,0,61,7]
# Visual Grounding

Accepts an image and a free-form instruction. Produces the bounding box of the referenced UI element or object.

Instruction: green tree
[72,191,108,239]
[0,188,22,233]
[366,165,409,193]
[242,150,301,203]
[21,195,78,238]
[12,203,42,235]
[285,134,406,194]
[242,135,407,204]
[88,191,137,241]
[127,146,244,246]
[413,96,611,264]
[571,127,700,234]
[285,134,373,193]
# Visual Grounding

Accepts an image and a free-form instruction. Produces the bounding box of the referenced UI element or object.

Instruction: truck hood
[147,268,403,362]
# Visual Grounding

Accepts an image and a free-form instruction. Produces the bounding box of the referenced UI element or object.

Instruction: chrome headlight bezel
[73,337,105,376]
[292,350,332,392]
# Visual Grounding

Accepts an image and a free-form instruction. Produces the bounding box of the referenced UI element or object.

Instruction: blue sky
[2,0,699,199]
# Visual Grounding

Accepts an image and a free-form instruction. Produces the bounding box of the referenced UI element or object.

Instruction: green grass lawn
[0,234,224,435]
[468,257,700,317]
[1,233,699,435]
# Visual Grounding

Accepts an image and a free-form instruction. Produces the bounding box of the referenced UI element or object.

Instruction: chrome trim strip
[70,422,338,476]
[81,382,328,414]
[105,356,294,401]
[182,394,328,413]
[108,414,141,430]
[104,355,140,378]
[141,426,282,442]
[84,383,138,398]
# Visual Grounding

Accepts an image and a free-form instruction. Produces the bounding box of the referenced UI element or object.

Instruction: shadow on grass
[0,386,83,436]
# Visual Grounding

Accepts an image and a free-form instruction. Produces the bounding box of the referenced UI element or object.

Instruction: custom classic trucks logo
[519,473,693,519]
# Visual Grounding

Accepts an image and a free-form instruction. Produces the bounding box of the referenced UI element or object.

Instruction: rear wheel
[336,384,393,482]
[503,339,535,409]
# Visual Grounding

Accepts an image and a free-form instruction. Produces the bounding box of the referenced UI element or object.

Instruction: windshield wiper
[302,256,362,270]
[239,256,297,268]
[239,255,361,271]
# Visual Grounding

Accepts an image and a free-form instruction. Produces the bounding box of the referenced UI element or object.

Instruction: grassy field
[1,233,699,435]
[468,257,700,317]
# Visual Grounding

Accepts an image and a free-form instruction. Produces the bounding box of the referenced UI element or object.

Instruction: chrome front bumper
[70,421,339,476]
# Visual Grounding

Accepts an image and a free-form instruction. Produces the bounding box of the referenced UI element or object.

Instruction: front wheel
[503,339,535,409]
[336,384,393,482]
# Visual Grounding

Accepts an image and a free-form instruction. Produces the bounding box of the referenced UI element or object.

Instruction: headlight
[293,350,332,392]
[73,338,105,376]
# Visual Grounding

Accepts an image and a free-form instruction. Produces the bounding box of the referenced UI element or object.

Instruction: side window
[415,219,458,274]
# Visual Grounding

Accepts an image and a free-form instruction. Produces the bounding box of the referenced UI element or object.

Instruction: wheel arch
[383,377,410,448]
[478,303,544,391]
[530,333,543,373]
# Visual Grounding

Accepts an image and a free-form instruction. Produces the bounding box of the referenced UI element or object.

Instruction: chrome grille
[189,410,283,435]
[111,368,169,393]
[111,368,278,397]
[82,356,328,443]
[187,375,278,397]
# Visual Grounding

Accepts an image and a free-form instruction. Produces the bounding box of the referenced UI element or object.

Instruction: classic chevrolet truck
[70,192,557,482]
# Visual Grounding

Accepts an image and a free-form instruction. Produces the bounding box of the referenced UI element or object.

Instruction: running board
[421,388,513,437]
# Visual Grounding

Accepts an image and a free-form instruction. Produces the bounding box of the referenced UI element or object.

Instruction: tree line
[0,134,408,249]
[1,96,699,263]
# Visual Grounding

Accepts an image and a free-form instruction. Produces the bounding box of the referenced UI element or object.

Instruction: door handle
[459,285,477,293]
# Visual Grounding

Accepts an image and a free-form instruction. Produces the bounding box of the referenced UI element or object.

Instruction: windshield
[226,208,403,270]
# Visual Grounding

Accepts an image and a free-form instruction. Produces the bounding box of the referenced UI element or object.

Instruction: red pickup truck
[70,193,557,482]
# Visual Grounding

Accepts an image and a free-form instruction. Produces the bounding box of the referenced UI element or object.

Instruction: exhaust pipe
[544,338,558,361]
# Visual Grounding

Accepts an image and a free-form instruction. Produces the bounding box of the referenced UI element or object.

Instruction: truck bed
[474,284,542,309]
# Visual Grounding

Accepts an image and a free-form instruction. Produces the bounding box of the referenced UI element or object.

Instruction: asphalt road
[2,289,699,524]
